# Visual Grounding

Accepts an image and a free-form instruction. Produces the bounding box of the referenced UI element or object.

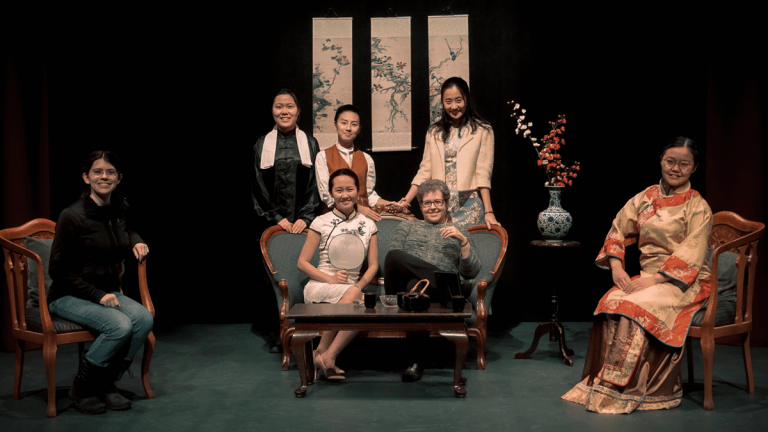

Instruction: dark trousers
[384,250,442,301]
[384,250,443,365]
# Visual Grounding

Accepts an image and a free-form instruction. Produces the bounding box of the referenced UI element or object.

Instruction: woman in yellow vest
[315,104,394,222]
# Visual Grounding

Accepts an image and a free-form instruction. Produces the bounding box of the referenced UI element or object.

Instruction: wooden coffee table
[286,302,472,398]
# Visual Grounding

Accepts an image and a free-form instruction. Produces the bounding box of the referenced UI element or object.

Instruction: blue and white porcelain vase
[537,186,572,242]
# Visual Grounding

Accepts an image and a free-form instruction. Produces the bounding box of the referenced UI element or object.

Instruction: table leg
[515,322,552,360]
[439,330,468,398]
[290,330,319,398]
[553,322,574,366]
[515,321,574,366]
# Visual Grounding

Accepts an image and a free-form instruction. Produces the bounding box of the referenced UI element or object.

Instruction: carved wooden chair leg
[42,342,58,417]
[685,337,694,384]
[282,328,295,371]
[13,339,25,400]
[700,336,715,410]
[142,332,156,399]
[466,328,486,370]
[742,332,754,393]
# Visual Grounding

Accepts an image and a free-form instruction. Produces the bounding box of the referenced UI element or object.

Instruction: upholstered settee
[260,210,508,371]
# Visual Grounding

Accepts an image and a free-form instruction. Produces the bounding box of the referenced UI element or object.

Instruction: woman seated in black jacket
[48,151,152,414]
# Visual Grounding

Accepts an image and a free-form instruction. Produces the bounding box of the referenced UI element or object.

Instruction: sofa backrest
[466,226,507,312]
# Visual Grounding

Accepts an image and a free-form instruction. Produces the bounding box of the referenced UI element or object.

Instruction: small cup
[364,292,377,308]
[451,295,465,312]
[397,292,408,308]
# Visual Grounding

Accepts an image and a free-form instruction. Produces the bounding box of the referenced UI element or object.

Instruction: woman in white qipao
[297,168,379,380]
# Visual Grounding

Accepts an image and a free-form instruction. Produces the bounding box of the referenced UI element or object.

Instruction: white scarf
[260,126,313,169]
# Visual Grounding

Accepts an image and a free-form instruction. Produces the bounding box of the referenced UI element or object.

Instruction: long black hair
[430,77,490,143]
[661,136,699,165]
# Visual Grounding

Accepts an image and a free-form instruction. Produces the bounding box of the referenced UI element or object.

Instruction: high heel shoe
[314,352,345,381]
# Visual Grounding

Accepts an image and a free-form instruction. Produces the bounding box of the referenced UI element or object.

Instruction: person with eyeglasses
[397,77,500,230]
[48,151,153,414]
[384,179,481,382]
[562,137,713,413]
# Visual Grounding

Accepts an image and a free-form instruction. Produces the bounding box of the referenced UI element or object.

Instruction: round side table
[515,240,579,366]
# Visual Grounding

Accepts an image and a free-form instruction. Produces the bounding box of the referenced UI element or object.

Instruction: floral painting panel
[313,18,353,150]
[371,17,412,152]
[428,15,469,125]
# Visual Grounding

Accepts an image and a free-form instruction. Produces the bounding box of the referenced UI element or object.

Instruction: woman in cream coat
[399,77,499,229]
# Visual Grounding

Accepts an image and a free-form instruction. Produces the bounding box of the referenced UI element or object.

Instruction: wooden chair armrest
[278,279,291,324]
[138,259,155,318]
[475,279,488,320]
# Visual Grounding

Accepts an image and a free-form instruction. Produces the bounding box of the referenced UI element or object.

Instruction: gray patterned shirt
[389,220,481,279]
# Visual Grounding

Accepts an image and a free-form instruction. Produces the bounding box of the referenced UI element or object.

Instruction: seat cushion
[24,236,53,308]
[25,307,93,334]
[692,250,739,327]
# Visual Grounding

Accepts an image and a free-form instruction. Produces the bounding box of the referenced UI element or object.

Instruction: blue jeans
[49,292,153,367]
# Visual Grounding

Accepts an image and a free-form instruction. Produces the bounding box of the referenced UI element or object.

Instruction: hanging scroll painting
[428,15,470,125]
[371,17,412,152]
[312,18,353,150]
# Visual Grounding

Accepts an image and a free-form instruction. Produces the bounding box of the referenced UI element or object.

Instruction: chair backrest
[707,211,765,326]
[467,225,508,312]
[0,218,56,332]
[260,226,319,309]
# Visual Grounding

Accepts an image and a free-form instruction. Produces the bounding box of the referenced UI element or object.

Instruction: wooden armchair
[0,218,156,417]
[260,207,508,371]
[685,211,764,410]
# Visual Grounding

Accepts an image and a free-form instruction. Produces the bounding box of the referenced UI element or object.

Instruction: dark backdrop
[4,2,766,340]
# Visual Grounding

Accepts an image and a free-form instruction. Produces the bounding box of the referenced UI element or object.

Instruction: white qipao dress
[303,209,378,304]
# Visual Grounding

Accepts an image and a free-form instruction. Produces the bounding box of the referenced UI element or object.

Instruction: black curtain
[2,2,765,343]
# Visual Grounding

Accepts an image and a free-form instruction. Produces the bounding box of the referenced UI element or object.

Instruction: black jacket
[48,190,145,304]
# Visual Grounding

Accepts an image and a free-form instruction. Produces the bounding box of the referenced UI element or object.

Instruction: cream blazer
[411,124,494,190]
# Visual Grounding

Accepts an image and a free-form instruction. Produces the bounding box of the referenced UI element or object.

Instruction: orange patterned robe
[563,180,713,413]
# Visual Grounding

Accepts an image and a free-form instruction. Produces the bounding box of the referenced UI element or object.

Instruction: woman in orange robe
[562,137,713,413]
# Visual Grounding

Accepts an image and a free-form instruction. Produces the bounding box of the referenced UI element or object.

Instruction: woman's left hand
[484,213,501,230]
[291,219,307,234]
[133,243,149,262]
[622,276,656,294]
[440,226,467,246]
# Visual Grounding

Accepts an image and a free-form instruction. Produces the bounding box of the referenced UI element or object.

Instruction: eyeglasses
[421,199,445,208]
[90,169,118,178]
[662,158,694,172]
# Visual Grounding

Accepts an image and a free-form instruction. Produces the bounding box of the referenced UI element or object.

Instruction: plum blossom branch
[509,101,581,187]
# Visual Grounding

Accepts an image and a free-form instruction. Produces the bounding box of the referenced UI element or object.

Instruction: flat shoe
[402,363,423,382]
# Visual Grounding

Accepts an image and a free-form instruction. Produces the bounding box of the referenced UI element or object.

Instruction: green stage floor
[1,322,766,431]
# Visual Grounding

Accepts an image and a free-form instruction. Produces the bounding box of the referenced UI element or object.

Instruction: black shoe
[402,363,423,382]
[70,357,106,415]
[268,339,282,353]
[268,331,282,353]
[102,361,132,411]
